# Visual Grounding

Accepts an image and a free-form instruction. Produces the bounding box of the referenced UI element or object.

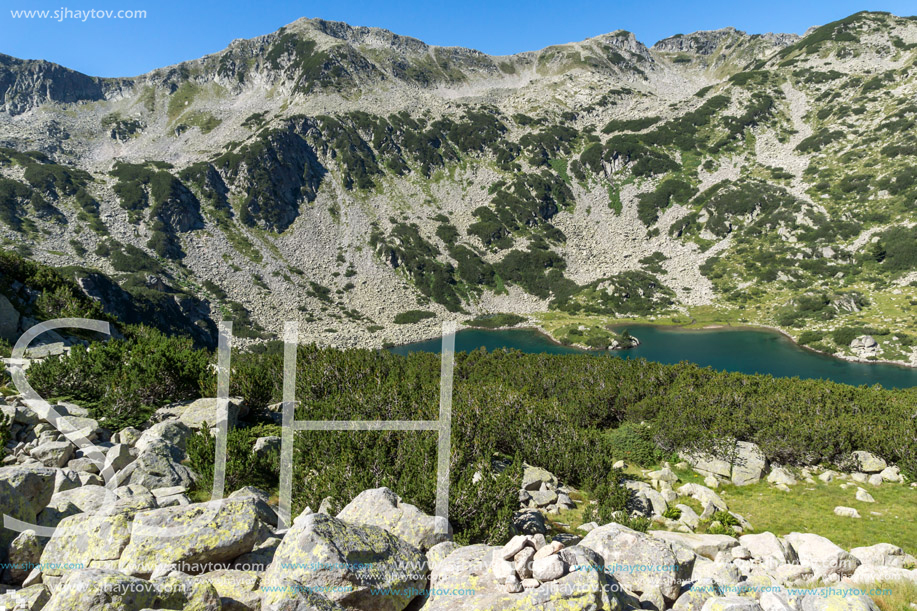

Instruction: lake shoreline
[390,321,917,387]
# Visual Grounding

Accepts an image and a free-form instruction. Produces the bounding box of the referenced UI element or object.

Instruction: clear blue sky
[3,0,915,77]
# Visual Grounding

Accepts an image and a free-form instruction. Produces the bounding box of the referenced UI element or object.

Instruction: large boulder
[154,397,247,430]
[681,441,767,486]
[649,531,738,561]
[849,564,917,585]
[700,598,763,611]
[153,571,222,610]
[261,578,346,610]
[30,441,75,468]
[119,497,263,577]
[0,466,57,560]
[790,589,880,610]
[197,569,261,610]
[783,533,859,580]
[580,522,680,601]
[124,439,197,490]
[849,542,917,568]
[41,569,156,611]
[739,533,798,567]
[521,465,558,491]
[731,441,767,486]
[135,420,193,454]
[337,487,450,551]
[850,451,886,473]
[680,449,732,479]
[45,484,118,515]
[7,529,43,582]
[262,511,427,611]
[422,543,620,610]
[39,507,137,576]
[0,584,50,610]
[511,508,547,536]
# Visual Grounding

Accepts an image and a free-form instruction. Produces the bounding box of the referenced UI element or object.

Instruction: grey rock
[262,511,427,611]
[336,487,451,551]
[511,509,546,536]
[531,554,566,581]
[851,451,886,473]
[581,522,680,601]
[29,441,73,468]
[784,532,860,580]
[7,529,43,583]
[41,569,156,611]
[119,497,263,578]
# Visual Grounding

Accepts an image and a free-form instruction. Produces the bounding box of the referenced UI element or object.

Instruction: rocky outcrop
[0,54,104,115]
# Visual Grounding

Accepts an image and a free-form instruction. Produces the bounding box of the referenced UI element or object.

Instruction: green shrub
[662,506,682,520]
[393,310,436,324]
[604,422,666,466]
[26,326,210,429]
[186,424,280,498]
[465,314,526,328]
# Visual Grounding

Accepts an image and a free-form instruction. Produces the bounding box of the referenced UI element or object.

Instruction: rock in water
[262,511,427,611]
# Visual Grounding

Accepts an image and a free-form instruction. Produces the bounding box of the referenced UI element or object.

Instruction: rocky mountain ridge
[0,11,916,363]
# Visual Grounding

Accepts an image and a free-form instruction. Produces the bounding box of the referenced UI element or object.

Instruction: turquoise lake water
[388,326,917,389]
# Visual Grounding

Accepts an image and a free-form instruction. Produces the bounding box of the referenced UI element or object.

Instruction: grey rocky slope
[1,11,916,362]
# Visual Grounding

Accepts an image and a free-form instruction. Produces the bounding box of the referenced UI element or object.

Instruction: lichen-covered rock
[30,441,74,468]
[849,542,917,568]
[197,569,261,610]
[41,569,157,611]
[39,508,136,576]
[700,597,764,611]
[789,589,880,610]
[7,529,43,582]
[261,578,346,610]
[336,487,450,550]
[154,397,247,430]
[0,583,50,610]
[135,420,193,454]
[153,571,222,610]
[127,439,197,490]
[521,465,557,490]
[426,541,460,573]
[672,579,721,611]
[0,466,57,557]
[850,451,886,474]
[262,512,427,611]
[422,543,620,610]
[119,497,263,577]
[730,441,767,486]
[581,522,680,601]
